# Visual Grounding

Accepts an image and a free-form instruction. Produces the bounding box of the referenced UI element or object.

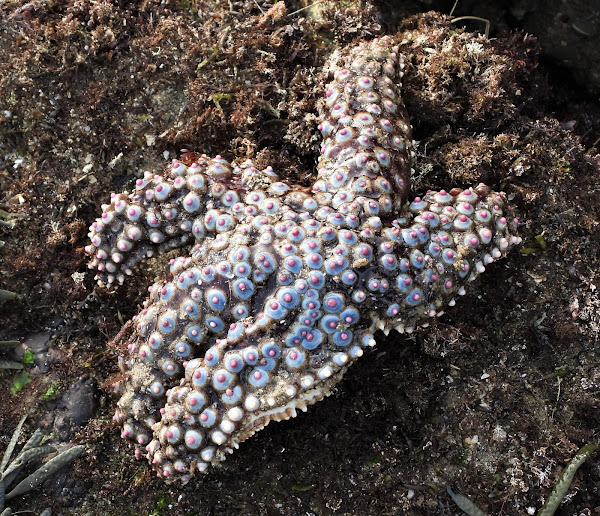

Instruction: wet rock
[23,331,52,353]
[34,347,68,375]
[12,331,52,361]
[54,378,98,441]
[46,317,65,329]
[10,331,54,373]
[33,352,51,373]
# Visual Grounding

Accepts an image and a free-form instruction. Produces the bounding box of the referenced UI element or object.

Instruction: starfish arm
[86,156,280,286]
[115,233,377,481]
[366,184,522,334]
[144,328,370,480]
[86,155,230,285]
[314,35,413,215]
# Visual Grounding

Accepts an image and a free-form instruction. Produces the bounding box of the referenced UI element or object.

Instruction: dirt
[0,1,598,515]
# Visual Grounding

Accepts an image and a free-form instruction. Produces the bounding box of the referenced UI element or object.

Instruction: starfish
[86,36,520,483]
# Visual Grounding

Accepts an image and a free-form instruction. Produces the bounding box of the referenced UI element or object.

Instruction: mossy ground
[0,1,598,515]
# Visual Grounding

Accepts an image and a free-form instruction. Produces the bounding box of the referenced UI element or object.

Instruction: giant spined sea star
[86,36,520,483]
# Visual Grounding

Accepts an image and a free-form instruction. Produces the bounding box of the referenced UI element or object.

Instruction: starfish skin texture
[86,36,521,483]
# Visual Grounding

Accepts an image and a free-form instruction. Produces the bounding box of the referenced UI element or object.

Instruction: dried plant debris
[0,415,84,514]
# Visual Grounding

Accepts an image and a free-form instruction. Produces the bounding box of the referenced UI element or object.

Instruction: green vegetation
[537,443,598,516]
[42,383,60,401]
[22,350,34,365]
